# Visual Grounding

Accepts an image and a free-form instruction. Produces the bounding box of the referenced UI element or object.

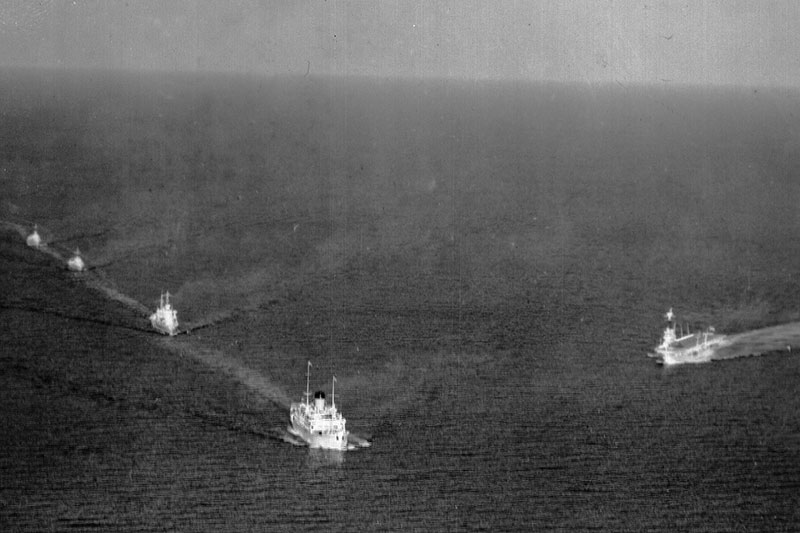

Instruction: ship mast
[332,375,336,409]
[305,361,311,406]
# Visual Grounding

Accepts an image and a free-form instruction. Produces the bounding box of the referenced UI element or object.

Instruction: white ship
[26,225,41,248]
[149,291,179,336]
[289,362,348,450]
[67,248,86,272]
[653,308,728,365]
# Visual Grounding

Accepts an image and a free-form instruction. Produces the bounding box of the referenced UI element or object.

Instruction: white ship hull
[659,338,730,365]
[150,316,178,336]
[653,308,728,365]
[289,403,348,450]
[289,363,350,450]
[26,231,41,248]
[658,345,715,366]
[150,292,178,336]
[656,334,729,365]
[67,256,85,272]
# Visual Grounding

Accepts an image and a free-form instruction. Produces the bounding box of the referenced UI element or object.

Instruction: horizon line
[1,63,799,93]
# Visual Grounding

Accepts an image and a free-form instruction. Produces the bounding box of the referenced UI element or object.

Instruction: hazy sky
[1,0,798,86]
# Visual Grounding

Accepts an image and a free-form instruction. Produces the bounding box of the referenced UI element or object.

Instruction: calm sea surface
[1,70,800,531]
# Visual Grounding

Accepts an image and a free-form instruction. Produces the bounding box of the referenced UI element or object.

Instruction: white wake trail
[161,338,292,409]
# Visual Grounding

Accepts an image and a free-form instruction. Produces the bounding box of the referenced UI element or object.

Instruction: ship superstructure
[67,248,86,272]
[654,308,728,365]
[149,291,179,336]
[26,225,41,248]
[289,362,348,450]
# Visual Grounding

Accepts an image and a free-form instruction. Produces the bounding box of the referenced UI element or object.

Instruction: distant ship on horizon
[289,362,348,450]
[652,308,729,365]
[150,291,179,336]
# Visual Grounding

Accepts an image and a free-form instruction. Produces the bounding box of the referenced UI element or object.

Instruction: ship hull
[659,347,714,366]
[653,309,730,366]
[67,258,85,272]
[149,316,178,336]
[656,336,729,365]
[289,408,348,450]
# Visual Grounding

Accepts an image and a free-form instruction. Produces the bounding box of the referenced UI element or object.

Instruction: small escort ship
[149,291,179,336]
[653,308,728,365]
[67,248,86,272]
[26,225,41,248]
[289,362,348,450]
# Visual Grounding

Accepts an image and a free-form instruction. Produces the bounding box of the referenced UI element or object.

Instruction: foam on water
[347,433,372,448]
[84,278,151,316]
[1,220,30,240]
[272,427,307,447]
[276,426,371,451]
[5,219,296,410]
[162,338,293,408]
[715,322,800,361]
[181,309,239,334]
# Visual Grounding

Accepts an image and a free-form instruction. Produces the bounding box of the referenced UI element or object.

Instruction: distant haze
[1,0,799,87]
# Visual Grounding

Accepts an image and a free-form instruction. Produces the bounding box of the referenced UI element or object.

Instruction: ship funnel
[313,391,325,410]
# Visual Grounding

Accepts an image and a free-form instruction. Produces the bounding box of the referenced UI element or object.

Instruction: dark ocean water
[2,69,800,531]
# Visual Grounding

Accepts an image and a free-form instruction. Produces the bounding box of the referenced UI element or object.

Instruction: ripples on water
[2,72,800,530]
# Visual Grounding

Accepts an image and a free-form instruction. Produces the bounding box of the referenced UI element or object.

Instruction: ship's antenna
[332,375,336,409]
[305,361,311,406]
